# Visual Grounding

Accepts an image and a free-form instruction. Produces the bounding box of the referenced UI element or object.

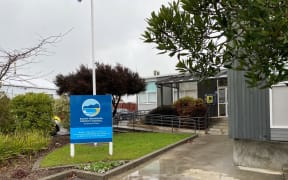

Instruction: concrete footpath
[112,135,283,180]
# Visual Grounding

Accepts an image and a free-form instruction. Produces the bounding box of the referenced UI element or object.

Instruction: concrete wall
[233,139,288,171]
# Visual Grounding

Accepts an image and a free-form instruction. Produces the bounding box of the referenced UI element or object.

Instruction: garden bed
[0,135,70,180]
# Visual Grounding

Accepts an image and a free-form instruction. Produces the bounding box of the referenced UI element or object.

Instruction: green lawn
[40,132,191,167]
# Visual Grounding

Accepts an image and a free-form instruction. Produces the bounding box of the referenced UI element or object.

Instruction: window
[218,87,228,117]
[270,86,288,128]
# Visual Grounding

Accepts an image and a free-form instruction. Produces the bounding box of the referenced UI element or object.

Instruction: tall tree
[143,0,288,88]
[55,63,146,116]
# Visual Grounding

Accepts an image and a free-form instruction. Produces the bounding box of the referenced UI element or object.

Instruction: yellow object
[53,115,61,123]
[206,96,214,104]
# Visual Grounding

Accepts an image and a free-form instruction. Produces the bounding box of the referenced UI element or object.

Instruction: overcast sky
[0,0,178,82]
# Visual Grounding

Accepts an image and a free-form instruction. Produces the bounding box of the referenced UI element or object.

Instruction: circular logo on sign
[82,99,101,117]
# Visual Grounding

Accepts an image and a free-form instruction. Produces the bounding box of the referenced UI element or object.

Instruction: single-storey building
[137,70,228,118]
[0,76,58,99]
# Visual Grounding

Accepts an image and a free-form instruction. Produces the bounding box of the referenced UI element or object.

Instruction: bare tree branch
[0,34,64,83]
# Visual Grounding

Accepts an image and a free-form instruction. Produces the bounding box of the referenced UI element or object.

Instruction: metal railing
[113,110,208,134]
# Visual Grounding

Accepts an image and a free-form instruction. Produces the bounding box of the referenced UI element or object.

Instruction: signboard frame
[70,95,113,157]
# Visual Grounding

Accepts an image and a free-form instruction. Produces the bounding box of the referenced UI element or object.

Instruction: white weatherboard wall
[270,84,288,141]
[138,80,157,111]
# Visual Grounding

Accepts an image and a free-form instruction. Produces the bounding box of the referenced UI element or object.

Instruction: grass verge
[40,132,191,168]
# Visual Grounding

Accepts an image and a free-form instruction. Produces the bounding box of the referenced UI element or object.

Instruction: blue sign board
[70,95,112,144]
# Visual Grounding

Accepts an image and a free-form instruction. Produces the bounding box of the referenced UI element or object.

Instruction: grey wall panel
[163,86,173,105]
[157,86,173,107]
[271,129,288,141]
[157,87,162,107]
[228,70,270,141]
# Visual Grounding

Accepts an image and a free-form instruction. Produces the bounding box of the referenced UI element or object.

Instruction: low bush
[145,105,178,127]
[148,105,178,115]
[174,96,207,117]
[10,93,54,133]
[0,131,51,162]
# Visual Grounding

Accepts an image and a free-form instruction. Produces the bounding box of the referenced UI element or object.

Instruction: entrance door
[218,87,228,117]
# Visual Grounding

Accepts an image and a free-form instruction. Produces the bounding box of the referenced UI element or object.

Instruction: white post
[70,144,75,158]
[91,0,98,147]
[91,0,96,95]
[109,142,113,155]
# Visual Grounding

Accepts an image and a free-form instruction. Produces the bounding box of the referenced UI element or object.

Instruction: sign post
[70,95,113,157]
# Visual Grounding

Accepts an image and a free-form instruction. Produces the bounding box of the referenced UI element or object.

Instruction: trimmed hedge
[11,93,54,133]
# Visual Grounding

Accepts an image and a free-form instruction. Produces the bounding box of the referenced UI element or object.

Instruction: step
[210,122,228,127]
[209,120,228,127]
[209,126,229,131]
[208,128,228,135]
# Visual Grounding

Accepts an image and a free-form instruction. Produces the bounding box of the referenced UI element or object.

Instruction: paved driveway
[112,135,282,180]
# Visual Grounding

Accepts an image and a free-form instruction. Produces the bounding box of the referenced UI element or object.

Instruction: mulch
[0,135,73,180]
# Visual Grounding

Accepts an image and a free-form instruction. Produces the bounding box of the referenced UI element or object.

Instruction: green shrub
[53,95,70,129]
[148,105,178,115]
[145,105,178,127]
[174,96,207,117]
[10,93,54,133]
[0,130,50,162]
[0,95,15,133]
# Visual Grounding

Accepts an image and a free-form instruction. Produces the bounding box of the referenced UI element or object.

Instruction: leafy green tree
[55,63,146,116]
[143,0,288,88]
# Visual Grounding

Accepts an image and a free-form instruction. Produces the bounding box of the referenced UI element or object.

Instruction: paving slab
[113,135,283,180]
